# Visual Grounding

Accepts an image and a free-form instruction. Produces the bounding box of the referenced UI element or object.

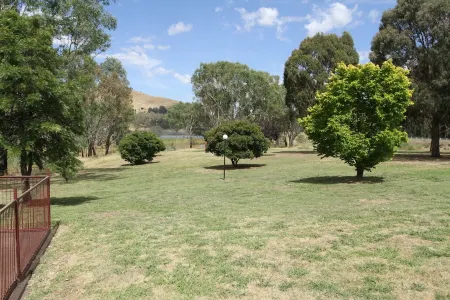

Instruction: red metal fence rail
[0,176,51,300]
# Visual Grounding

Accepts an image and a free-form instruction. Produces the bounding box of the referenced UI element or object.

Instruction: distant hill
[132,90,179,112]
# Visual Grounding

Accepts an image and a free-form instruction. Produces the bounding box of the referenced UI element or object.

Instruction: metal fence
[0,176,51,300]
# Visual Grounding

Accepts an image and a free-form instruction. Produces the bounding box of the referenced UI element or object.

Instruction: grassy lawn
[26,149,450,299]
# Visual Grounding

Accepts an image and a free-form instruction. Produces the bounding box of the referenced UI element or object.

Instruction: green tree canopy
[370,0,450,157]
[205,120,270,167]
[284,32,359,119]
[0,10,83,178]
[192,61,285,133]
[100,57,128,83]
[301,61,413,178]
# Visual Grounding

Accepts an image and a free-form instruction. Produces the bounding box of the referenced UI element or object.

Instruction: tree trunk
[0,148,7,176]
[189,136,193,149]
[430,115,440,158]
[231,159,238,167]
[288,134,295,148]
[20,150,33,199]
[356,167,364,179]
[105,132,113,155]
[88,141,96,157]
[20,150,33,176]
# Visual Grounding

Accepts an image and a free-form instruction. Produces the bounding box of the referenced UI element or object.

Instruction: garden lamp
[223,134,228,180]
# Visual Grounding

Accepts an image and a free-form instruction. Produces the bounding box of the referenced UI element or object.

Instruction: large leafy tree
[370,0,450,157]
[191,61,285,134]
[84,58,134,156]
[301,61,413,178]
[0,11,83,177]
[1,0,117,57]
[284,32,359,119]
[166,102,207,148]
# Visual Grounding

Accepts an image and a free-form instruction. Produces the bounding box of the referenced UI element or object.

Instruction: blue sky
[98,0,396,102]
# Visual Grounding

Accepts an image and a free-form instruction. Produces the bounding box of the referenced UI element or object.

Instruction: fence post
[13,188,22,279]
[46,177,51,229]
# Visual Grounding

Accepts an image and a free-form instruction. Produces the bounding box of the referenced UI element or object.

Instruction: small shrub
[204,120,270,167]
[118,131,165,165]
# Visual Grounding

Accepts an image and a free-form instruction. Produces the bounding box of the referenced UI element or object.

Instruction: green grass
[26,149,450,299]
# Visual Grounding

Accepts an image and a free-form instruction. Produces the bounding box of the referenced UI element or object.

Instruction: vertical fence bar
[46,177,51,229]
[13,190,22,281]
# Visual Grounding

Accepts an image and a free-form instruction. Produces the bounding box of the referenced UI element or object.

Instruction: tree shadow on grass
[52,168,125,184]
[204,164,267,171]
[273,150,317,155]
[120,161,160,167]
[51,196,100,206]
[393,152,450,162]
[290,176,384,184]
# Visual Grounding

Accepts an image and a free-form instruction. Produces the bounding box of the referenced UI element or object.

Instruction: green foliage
[204,120,269,167]
[370,0,450,157]
[100,57,128,83]
[192,61,285,135]
[284,32,359,119]
[301,61,413,177]
[118,131,165,165]
[0,10,83,176]
[84,58,134,156]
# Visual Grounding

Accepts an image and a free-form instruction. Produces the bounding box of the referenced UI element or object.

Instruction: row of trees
[184,0,449,159]
[197,61,412,179]
[177,34,359,148]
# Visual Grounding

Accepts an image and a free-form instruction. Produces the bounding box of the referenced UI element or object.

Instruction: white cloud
[157,45,171,50]
[99,46,161,69]
[215,7,223,12]
[168,22,193,36]
[143,44,155,50]
[235,7,306,40]
[173,73,191,84]
[305,2,357,37]
[128,36,153,44]
[147,67,191,84]
[128,37,170,51]
[101,35,186,84]
[368,9,380,23]
[358,50,371,63]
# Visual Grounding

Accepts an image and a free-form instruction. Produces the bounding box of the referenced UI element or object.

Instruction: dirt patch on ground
[385,234,433,257]
[243,284,317,300]
[102,267,146,290]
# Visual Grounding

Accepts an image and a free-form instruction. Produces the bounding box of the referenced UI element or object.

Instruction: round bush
[205,120,270,167]
[118,131,166,165]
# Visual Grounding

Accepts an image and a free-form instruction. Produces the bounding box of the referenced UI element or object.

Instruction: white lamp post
[223,134,228,180]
